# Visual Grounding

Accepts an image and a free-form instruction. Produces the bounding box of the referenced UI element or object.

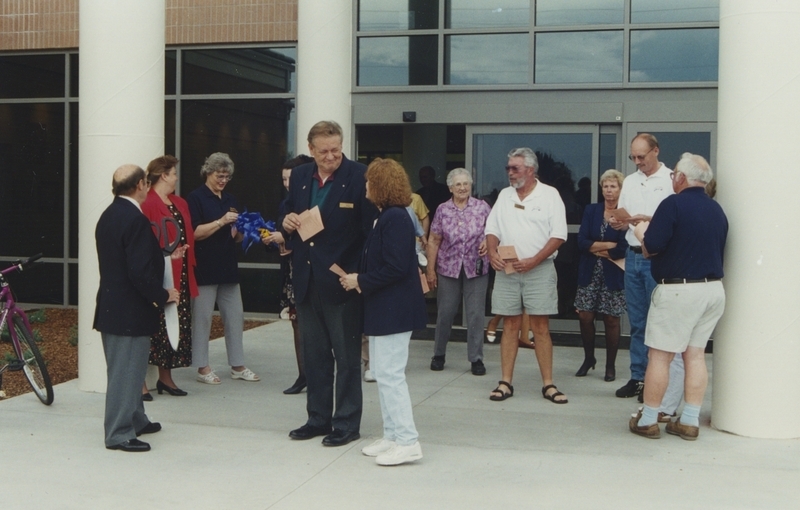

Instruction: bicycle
[0,254,54,405]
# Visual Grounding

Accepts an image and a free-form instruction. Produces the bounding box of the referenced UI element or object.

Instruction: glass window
[597,132,618,203]
[536,0,624,26]
[182,48,297,94]
[646,131,712,169]
[0,103,65,258]
[474,132,593,222]
[0,55,65,99]
[165,100,176,160]
[69,53,79,97]
[180,98,295,265]
[630,28,718,82]
[446,0,529,29]
[445,34,528,85]
[239,268,283,313]
[166,50,177,95]
[359,0,438,31]
[358,36,438,86]
[4,262,64,305]
[69,103,79,259]
[631,0,719,24]
[535,31,623,84]
[69,263,78,305]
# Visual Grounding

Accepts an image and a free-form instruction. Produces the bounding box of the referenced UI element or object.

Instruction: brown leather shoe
[629,409,661,439]
[635,407,676,423]
[658,412,676,423]
[665,419,699,441]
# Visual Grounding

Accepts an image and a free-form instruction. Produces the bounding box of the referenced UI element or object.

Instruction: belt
[630,246,643,254]
[659,277,721,284]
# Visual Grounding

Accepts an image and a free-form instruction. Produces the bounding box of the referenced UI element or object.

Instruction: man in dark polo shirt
[629,153,728,441]
[281,121,377,447]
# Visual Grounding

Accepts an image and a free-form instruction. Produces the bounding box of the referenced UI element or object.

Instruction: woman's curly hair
[365,158,412,209]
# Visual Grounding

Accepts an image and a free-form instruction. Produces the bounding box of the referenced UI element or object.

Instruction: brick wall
[0,0,79,50]
[0,0,297,51]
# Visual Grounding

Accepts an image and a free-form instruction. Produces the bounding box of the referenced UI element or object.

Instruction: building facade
[1,0,719,333]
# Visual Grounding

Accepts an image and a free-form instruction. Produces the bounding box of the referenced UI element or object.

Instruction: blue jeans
[370,332,419,446]
[625,250,657,381]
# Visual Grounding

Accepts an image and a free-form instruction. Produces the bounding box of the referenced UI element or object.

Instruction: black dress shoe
[157,380,188,396]
[430,355,445,371]
[289,424,332,440]
[142,392,153,402]
[616,379,644,398]
[322,429,360,447]
[283,376,307,395]
[136,422,162,436]
[106,438,151,452]
[471,360,486,376]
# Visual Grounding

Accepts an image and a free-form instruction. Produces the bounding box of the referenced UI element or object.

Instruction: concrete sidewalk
[2,320,798,509]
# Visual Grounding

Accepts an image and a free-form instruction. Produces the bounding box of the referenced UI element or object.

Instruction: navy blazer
[358,206,427,336]
[93,197,169,336]
[279,156,378,305]
[576,203,628,291]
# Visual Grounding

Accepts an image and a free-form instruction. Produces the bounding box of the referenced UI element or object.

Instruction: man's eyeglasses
[628,147,655,162]
[505,165,525,172]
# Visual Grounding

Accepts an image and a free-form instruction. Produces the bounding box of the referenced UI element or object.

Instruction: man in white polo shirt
[485,147,569,404]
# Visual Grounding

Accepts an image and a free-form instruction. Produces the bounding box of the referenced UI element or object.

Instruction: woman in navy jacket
[341,158,426,467]
[574,169,628,382]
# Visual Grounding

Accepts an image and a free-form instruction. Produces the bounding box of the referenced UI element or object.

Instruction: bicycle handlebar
[21,253,44,269]
[1,253,44,277]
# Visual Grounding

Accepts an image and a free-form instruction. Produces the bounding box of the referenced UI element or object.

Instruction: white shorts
[645,280,725,353]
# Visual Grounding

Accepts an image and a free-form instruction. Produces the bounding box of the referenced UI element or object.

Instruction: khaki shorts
[491,259,558,316]
[645,281,725,353]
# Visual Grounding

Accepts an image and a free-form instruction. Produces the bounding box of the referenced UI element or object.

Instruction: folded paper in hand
[330,263,360,293]
[297,206,324,241]
[498,245,518,274]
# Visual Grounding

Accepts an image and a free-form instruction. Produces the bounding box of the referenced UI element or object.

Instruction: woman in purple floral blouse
[426,168,491,376]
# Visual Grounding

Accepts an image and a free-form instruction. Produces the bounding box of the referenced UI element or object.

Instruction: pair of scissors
[151,216,182,256]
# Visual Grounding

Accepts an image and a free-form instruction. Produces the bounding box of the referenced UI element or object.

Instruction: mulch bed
[0,308,269,400]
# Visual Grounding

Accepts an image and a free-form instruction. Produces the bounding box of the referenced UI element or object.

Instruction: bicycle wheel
[11,314,54,405]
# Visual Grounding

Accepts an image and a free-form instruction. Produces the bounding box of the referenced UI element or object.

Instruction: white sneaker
[376,441,423,466]
[361,438,395,457]
[363,369,376,382]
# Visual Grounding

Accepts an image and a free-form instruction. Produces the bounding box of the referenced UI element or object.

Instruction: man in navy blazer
[94,164,179,452]
[281,121,377,447]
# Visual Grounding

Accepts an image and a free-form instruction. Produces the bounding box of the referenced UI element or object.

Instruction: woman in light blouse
[426,168,491,376]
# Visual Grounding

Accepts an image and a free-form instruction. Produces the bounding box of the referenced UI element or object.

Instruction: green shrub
[67,325,79,346]
[27,309,46,323]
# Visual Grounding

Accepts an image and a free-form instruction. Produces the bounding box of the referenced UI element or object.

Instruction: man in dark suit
[94,164,179,452]
[281,121,377,447]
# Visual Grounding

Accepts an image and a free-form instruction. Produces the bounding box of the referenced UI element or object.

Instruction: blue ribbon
[235,210,277,254]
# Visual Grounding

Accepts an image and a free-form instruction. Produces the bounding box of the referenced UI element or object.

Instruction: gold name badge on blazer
[339,202,354,209]
[514,204,525,210]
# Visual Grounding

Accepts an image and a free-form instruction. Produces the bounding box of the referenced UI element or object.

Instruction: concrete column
[296,0,353,154]
[78,1,165,392]
[713,0,800,438]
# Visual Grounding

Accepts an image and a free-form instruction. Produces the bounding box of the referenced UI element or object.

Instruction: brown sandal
[542,384,568,404]
[490,381,514,401]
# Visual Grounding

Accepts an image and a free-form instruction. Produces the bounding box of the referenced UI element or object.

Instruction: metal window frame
[353,0,719,92]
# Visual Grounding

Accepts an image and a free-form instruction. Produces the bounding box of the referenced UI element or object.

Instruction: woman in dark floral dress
[574,169,628,382]
[141,155,198,399]
[263,155,313,395]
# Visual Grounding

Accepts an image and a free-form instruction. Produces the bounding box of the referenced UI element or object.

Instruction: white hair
[675,152,713,184]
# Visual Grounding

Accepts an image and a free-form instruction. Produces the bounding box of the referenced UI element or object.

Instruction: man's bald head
[112,164,146,197]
